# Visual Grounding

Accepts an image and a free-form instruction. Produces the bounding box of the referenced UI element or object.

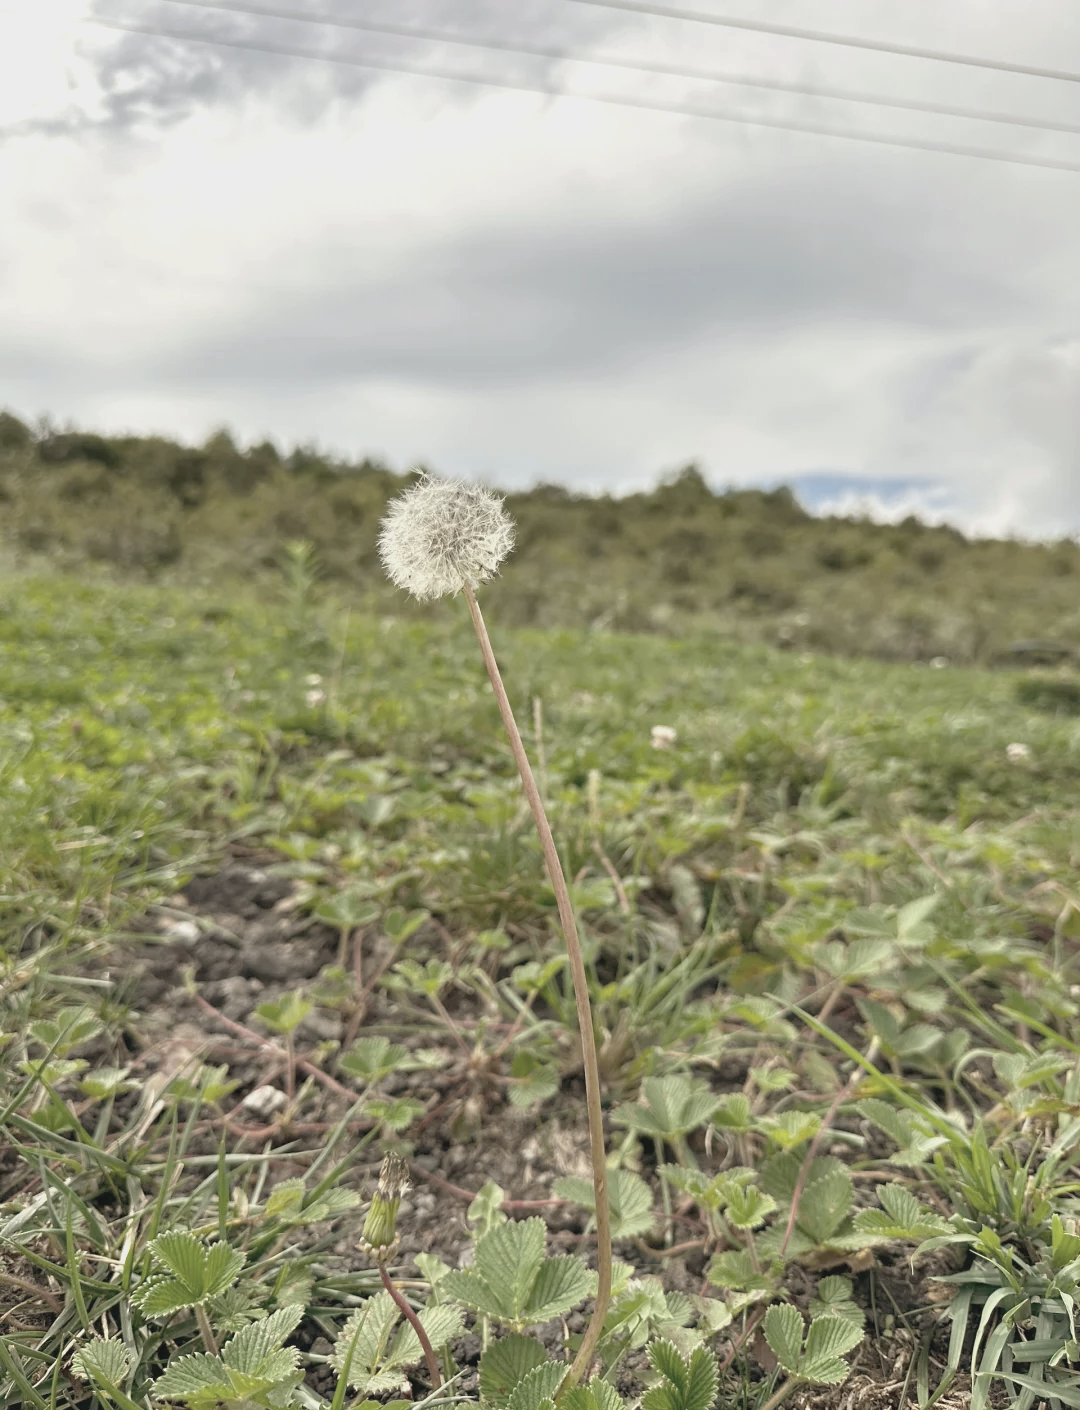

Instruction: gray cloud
[14,0,633,137]
[1,0,1077,535]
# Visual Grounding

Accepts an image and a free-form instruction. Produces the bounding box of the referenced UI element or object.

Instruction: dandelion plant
[378,472,612,1387]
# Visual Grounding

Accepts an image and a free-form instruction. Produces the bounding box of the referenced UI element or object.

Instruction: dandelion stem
[379,1263,442,1389]
[463,584,611,1388]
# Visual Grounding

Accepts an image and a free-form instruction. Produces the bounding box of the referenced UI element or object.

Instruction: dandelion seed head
[378,472,515,601]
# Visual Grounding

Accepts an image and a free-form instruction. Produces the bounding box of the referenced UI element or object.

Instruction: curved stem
[464,586,611,1388]
[379,1263,442,1389]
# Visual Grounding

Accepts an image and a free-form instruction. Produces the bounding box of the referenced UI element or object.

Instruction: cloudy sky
[1,0,1078,535]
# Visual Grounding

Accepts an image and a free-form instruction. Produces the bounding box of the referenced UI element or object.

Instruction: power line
[149,0,1080,137]
[567,0,1080,86]
[10,6,1080,173]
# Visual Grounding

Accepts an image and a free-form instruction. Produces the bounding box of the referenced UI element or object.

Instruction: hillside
[1,409,1077,662]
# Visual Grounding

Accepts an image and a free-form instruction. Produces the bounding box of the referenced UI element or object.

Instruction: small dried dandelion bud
[378,472,515,601]
[359,1152,411,1262]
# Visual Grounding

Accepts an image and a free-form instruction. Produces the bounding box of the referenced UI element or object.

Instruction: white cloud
[0,0,1078,537]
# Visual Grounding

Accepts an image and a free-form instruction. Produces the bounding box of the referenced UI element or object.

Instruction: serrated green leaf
[221,1304,304,1375]
[266,1178,306,1218]
[725,1185,776,1231]
[152,1352,231,1399]
[759,1152,846,1205]
[79,1066,135,1100]
[339,1036,409,1082]
[809,1277,864,1329]
[475,1218,547,1321]
[710,1094,752,1131]
[203,1241,246,1296]
[523,1256,598,1323]
[553,1169,655,1239]
[389,1302,464,1366]
[795,1356,851,1386]
[803,1313,864,1367]
[796,1168,853,1244]
[562,1384,627,1410]
[479,1333,549,1405]
[440,1269,509,1320]
[505,1361,566,1410]
[330,1292,403,1387]
[683,1346,719,1410]
[147,1231,206,1291]
[364,1095,425,1132]
[72,1338,132,1385]
[647,1340,687,1395]
[137,1276,202,1317]
[613,1077,719,1139]
[763,1305,804,1374]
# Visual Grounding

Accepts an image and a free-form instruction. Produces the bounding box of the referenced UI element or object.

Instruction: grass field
[2,567,1080,1409]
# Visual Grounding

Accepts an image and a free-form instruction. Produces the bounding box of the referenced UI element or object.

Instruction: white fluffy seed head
[378,472,516,601]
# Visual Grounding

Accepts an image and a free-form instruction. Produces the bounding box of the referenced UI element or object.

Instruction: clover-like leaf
[613,1077,719,1140]
[505,1361,565,1410]
[72,1338,132,1386]
[553,1169,655,1239]
[479,1333,548,1406]
[642,1340,718,1410]
[763,1305,804,1375]
[523,1255,597,1323]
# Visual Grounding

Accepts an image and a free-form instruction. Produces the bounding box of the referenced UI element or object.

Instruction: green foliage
[553,1169,656,1239]
[152,1305,304,1407]
[611,1076,719,1143]
[642,1340,718,1410]
[763,1303,864,1385]
[134,1233,246,1317]
[6,414,1079,665]
[329,1291,463,1395]
[3,559,1080,1407]
[440,1218,598,1328]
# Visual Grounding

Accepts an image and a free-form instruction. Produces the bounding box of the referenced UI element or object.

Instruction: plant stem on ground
[464,584,612,1388]
[379,1264,442,1389]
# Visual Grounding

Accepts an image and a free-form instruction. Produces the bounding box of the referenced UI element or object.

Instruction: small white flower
[378,472,515,600]
[304,672,323,686]
[929,656,950,669]
[651,725,677,750]
[305,688,326,708]
[1006,742,1032,763]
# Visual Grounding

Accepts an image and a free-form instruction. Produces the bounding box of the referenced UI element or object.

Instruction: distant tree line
[0,409,1076,665]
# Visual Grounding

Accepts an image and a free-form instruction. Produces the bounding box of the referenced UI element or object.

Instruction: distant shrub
[1016,675,1080,716]
[742,524,785,557]
[167,451,208,507]
[729,577,797,612]
[815,539,872,572]
[0,411,31,451]
[58,468,113,503]
[84,519,182,571]
[38,431,120,470]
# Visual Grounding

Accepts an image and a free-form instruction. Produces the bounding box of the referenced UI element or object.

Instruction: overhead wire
[142,0,1080,138]
[566,0,1080,86]
[6,4,1080,173]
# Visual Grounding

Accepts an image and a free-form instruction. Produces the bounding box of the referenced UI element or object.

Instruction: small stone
[241,1085,288,1119]
[161,917,200,946]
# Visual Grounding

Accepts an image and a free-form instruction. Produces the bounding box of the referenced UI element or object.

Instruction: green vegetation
[1,520,1080,1405]
[3,409,1080,661]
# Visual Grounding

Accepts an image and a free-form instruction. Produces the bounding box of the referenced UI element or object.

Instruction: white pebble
[241,1085,288,1119]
